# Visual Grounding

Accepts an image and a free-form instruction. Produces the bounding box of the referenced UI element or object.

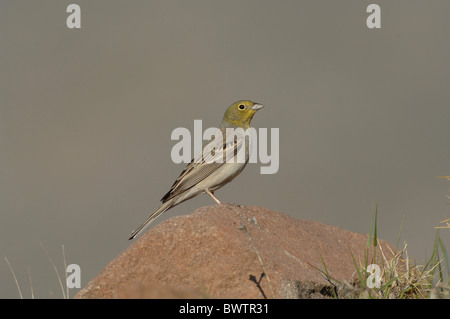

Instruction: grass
[4,256,24,299]
[323,176,450,299]
[4,243,71,299]
[316,203,449,299]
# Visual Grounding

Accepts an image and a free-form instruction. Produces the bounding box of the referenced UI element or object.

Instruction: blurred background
[0,1,449,298]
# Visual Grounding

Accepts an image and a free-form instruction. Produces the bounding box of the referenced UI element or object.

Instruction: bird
[128,100,264,239]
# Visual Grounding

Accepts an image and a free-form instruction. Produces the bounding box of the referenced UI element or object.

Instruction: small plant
[316,204,447,299]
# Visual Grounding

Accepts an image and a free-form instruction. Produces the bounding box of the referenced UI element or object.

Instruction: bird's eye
[239,104,245,110]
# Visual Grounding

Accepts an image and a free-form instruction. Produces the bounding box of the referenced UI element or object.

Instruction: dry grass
[318,201,449,299]
[338,243,437,299]
[4,243,70,299]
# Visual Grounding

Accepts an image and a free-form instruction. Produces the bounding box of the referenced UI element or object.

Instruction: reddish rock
[75,205,395,299]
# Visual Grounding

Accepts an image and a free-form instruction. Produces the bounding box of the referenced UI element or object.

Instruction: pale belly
[173,161,248,205]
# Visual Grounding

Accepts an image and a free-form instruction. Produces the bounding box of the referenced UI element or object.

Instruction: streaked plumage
[129,100,263,239]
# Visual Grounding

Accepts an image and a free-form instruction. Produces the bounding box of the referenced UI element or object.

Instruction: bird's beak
[251,103,264,111]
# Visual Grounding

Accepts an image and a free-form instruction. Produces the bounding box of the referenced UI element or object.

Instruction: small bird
[128,100,263,239]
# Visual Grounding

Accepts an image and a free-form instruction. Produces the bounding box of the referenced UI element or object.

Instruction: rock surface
[75,205,395,299]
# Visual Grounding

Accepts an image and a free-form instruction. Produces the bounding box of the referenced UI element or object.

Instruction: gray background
[1,1,449,298]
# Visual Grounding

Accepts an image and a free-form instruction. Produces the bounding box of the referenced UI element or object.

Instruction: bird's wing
[161,130,246,203]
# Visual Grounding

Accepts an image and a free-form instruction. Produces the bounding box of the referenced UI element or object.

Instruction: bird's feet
[205,189,222,205]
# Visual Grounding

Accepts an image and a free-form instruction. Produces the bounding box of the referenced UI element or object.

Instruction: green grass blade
[422,230,439,274]
[437,236,449,279]
[349,247,364,287]
[367,205,373,249]
[396,216,405,251]
[373,204,378,247]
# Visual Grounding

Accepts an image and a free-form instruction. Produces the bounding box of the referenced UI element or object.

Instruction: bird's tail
[128,201,173,240]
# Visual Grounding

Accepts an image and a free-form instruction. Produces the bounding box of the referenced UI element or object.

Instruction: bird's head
[221,100,264,129]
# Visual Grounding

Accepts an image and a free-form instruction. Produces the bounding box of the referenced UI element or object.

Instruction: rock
[75,205,395,299]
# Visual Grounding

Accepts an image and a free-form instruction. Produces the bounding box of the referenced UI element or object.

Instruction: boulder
[75,205,394,299]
